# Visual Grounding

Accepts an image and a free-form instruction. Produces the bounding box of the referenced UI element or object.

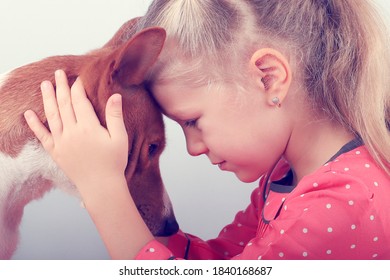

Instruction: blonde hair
[137,0,390,173]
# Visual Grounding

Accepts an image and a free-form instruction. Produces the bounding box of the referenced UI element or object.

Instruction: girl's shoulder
[296,144,390,202]
[323,144,388,185]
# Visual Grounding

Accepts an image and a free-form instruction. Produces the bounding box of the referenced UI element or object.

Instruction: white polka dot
[237,223,242,227]
[313,183,319,188]
[280,229,285,235]
[258,256,262,260]
[345,184,351,189]
[284,205,288,211]
[303,228,308,234]
[224,251,229,256]
[247,242,253,246]
[281,197,286,202]
[223,228,227,233]
[239,241,245,246]
[300,194,305,198]
[326,250,332,255]
[351,244,356,249]
[279,252,284,258]
[351,224,357,230]
[149,248,155,253]
[365,164,370,168]
[374,182,379,187]
[370,215,375,221]
[344,167,350,171]
[303,208,309,212]
[303,252,308,257]
[373,237,379,242]
[348,200,354,206]
[326,204,332,209]
[327,227,333,233]
[373,254,378,258]
[356,151,361,155]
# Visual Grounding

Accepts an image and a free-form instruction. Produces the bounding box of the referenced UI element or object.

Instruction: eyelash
[184,119,198,128]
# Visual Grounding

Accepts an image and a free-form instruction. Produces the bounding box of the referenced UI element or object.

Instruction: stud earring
[271,97,281,107]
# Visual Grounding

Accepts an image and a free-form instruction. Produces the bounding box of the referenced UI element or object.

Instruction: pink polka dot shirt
[136,139,390,260]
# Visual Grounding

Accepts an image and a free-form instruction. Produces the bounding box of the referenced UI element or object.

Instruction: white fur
[0,140,78,259]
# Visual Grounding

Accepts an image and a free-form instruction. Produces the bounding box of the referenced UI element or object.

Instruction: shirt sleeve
[134,159,291,260]
[167,186,264,260]
[135,186,263,260]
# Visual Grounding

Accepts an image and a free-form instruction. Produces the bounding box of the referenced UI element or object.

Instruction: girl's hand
[24,69,129,198]
[25,71,155,259]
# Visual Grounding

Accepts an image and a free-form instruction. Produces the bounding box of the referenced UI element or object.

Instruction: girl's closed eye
[184,119,198,128]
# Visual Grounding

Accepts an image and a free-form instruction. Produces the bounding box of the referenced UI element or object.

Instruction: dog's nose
[165,218,179,235]
[156,217,179,237]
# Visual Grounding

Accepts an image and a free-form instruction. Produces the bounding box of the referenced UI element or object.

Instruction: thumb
[105,94,128,142]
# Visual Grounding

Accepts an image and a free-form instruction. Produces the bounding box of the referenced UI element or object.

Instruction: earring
[271,97,281,107]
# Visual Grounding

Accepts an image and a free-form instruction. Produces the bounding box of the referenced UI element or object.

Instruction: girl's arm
[83,175,154,259]
[24,69,153,259]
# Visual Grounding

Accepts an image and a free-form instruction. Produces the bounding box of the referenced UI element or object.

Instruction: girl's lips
[216,161,227,170]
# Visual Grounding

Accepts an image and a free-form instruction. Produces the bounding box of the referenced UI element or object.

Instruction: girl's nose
[185,134,208,157]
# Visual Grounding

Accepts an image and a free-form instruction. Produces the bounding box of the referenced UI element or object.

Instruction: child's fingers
[70,77,100,126]
[40,80,63,139]
[105,94,128,144]
[24,110,54,152]
[54,70,77,127]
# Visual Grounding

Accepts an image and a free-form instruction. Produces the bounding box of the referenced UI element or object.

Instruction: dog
[0,19,179,259]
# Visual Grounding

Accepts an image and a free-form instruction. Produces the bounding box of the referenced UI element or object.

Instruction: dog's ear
[110,27,166,86]
[103,17,141,48]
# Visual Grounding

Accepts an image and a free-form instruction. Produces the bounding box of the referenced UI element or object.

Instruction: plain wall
[0,0,389,259]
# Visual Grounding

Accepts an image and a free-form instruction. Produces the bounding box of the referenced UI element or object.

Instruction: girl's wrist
[76,173,127,206]
[79,175,154,259]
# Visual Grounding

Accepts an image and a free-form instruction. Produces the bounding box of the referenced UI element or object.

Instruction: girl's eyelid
[183,118,199,128]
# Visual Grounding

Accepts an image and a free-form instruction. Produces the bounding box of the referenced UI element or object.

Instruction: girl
[24,0,390,259]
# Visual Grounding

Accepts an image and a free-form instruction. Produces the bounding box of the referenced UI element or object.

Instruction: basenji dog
[0,19,178,259]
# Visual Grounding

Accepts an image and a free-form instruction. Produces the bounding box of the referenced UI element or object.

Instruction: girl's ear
[250,48,292,106]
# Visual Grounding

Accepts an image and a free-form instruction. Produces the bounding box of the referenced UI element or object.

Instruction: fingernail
[24,110,34,121]
[111,94,122,105]
[55,69,65,78]
[41,81,51,90]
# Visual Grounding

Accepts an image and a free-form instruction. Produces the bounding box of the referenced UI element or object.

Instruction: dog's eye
[148,143,159,158]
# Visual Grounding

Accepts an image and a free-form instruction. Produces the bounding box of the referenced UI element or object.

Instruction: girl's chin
[234,171,261,183]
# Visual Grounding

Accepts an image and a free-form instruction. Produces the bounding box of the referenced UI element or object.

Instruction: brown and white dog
[0,19,178,259]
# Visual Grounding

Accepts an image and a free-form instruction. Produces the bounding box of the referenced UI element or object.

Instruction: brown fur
[0,19,178,258]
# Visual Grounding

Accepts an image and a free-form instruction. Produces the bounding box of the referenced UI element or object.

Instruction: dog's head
[0,20,178,237]
[76,27,179,237]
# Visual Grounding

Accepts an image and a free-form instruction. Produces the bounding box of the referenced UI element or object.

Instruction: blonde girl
[25,0,390,259]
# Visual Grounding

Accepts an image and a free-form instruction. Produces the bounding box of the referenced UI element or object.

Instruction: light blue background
[0,0,389,259]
